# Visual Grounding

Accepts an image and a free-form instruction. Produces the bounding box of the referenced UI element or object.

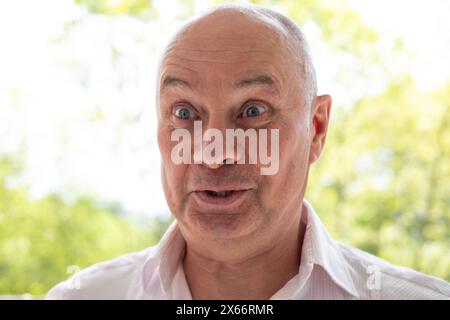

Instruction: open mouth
[195,189,249,206]
[205,190,234,197]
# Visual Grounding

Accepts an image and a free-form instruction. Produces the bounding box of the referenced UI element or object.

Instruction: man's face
[157,13,318,258]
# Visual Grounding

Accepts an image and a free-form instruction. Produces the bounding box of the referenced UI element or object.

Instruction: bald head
[157,4,317,108]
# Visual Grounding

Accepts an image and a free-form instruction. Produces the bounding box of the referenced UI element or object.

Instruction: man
[46,4,450,299]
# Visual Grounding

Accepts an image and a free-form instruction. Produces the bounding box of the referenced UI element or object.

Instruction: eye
[242,103,266,118]
[174,105,195,120]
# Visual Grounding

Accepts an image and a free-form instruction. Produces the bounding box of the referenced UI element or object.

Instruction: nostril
[223,157,237,165]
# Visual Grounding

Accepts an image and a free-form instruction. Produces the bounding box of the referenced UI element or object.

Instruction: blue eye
[243,104,266,118]
[174,106,194,120]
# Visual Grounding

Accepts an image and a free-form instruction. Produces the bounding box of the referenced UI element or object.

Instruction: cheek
[275,118,309,164]
[261,122,309,199]
[284,137,310,189]
[158,125,184,170]
[158,126,189,204]
[161,163,189,216]
[157,125,172,162]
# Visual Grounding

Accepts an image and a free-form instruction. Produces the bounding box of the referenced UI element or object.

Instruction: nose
[195,131,243,170]
[204,157,232,169]
[192,116,243,169]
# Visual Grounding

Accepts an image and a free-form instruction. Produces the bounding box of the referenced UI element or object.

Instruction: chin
[185,206,258,241]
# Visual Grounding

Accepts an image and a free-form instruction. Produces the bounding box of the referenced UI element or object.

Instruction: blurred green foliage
[0,157,170,296]
[307,78,450,281]
[0,0,449,296]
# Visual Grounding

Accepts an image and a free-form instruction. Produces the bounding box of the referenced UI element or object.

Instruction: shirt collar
[142,220,186,298]
[301,199,359,298]
[143,199,359,299]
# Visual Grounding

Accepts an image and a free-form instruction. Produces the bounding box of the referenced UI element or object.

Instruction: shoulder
[336,242,450,299]
[45,246,157,300]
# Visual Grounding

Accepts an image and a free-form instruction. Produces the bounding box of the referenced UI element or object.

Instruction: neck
[183,208,306,300]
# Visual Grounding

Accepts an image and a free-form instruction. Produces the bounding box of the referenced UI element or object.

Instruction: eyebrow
[235,74,276,90]
[161,75,192,91]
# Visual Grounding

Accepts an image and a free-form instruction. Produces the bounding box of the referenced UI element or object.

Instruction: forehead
[158,15,295,91]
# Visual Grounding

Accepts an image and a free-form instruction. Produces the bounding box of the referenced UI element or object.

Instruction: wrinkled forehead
[157,11,298,90]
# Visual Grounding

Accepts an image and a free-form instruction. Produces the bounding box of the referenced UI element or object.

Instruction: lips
[193,188,251,206]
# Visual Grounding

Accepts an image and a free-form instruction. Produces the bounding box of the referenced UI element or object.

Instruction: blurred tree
[306,78,450,281]
[0,157,161,295]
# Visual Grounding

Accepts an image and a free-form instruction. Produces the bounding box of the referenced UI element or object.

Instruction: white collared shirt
[46,200,450,300]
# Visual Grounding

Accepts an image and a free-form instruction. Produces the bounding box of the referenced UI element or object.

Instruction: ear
[308,94,332,164]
